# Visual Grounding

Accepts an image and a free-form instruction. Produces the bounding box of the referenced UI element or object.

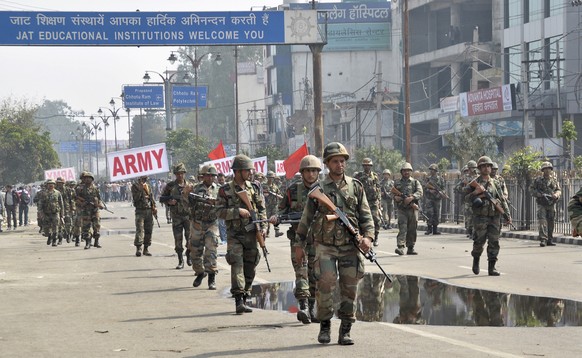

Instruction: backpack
[20,191,30,205]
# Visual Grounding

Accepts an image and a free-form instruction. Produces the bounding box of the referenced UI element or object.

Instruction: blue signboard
[59,141,101,153]
[123,85,164,109]
[172,85,207,108]
[290,2,391,23]
[0,11,290,46]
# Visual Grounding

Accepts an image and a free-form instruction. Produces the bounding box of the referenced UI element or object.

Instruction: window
[504,45,522,85]
[505,0,522,28]
[526,0,543,23]
[527,40,543,92]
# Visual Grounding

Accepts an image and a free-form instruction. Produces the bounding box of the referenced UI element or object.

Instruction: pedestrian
[269,154,321,324]
[392,162,423,255]
[216,173,227,244]
[424,163,445,235]
[464,156,511,276]
[186,165,220,290]
[295,142,374,345]
[355,158,382,246]
[530,161,561,247]
[568,187,582,237]
[3,185,18,230]
[0,188,5,232]
[17,186,31,227]
[75,171,104,249]
[216,154,267,315]
[380,169,394,229]
[40,179,64,247]
[160,163,191,269]
[34,183,47,235]
[131,175,157,257]
[263,171,284,238]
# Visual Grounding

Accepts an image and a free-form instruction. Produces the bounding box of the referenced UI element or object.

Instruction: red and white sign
[44,167,76,181]
[460,84,515,117]
[107,143,169,182]
[275,160,286,176]
[205,156,268,176]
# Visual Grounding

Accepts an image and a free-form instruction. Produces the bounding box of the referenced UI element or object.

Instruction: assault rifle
[390,186,428,220]
[76,196,114,214]
[236,189,271,272]
[308,184,393,283]
[264,190,284,199]
[468,180,516,229]
[159,194,183,204]
[254,211,302,225]
[426,182,453,203]
[188,192,217,206]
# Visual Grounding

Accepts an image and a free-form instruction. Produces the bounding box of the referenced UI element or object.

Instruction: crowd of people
[1,140,576,345]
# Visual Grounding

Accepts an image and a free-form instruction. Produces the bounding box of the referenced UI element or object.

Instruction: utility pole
[403,0,411,163]
[375,61,383,147]
[310,44,324,157]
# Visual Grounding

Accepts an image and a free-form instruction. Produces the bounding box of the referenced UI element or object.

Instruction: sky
[0,0,319,140]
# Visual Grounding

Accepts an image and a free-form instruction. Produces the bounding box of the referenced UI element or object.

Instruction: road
[1,201,581,357]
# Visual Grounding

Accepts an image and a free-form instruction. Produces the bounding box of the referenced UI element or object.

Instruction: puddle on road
[246,274,582,327]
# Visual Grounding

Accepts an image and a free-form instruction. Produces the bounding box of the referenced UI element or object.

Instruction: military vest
[42,190,61,215]
[394,177,421,210]
[163,181,190,216]
[467,176,504,217]
[531,176,561,206]
[355,171,380,203]
[192,182,219,223]
[425,175,445,201]
[217,180,265,232]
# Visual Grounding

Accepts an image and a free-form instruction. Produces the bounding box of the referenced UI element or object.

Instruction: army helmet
[492,162,499,170]
[204,165,218,176]
[267,171,276,179]
[541,161,553,171]
[323,142,349,163]
[428,164,438,171]
[231,154,254,171]
[467,160,478,169]
[173,162,187,174]
[299,155,322,172]
[80,171,94,180]
[362,157,373,166]
[67,180,77,186]
[477,156,494,168]
[45,179,56,185]
[293,172,301,180]
[382,169,391,175]
[462,165,469,173]
[56,177,65,184]
[400,162,413,172]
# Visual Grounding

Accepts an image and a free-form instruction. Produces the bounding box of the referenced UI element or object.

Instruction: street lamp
[98,99,123,151]
[87,117,102,176]
[168,49,222,139]
[70,122,93,173]
[143,70,186,131]
[93,111,111,178]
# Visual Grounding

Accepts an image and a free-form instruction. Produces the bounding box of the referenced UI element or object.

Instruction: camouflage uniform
[67,181,81,246]
[33,186,46,234]
[131,178,156,255]
[530,163,561,246]
[40,183,64,247]
[380,172,394,227]
[263,174,283,237]
[424,169,445,234]
[392,168,423,254]
[568,187,582,236]
[189,180,220,288]
[55,178,73,244]
[75,175,103,249]
[455,165,478,237]
[355,167,382,245]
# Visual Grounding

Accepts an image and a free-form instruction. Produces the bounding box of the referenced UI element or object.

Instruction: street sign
[0,10,322,46]
[59,141,101,153]
[172,85,207,108]
[123,85,164,109]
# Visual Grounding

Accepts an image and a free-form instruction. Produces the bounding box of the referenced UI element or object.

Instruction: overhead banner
[0,10,322,46]
[44,167,76,181]
[205,156,267,176]
[459,84,516,117]
[107,143,169,182]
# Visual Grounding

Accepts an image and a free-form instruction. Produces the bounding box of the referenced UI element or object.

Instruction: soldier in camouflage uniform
[263,171,283,238]
[132,175,157,257]
[296,142,374,345]
[33,183,47,235]
[75,172,104,249]
[424,164,445,235]
[160,163,191,269]
[380,169,394,229]
[392,162,423,255]
[455,161,478,237]
[41,179,64,247]
[216,154,267,314]
[355,158,382,246]
[55,177,72,244]
[68,180,83,246]
[530,161,561,247]
[63,180,77,244]
[568,187,582,237]
[464,156,511,276]
[269,154,321,324]
[186,165,220,290]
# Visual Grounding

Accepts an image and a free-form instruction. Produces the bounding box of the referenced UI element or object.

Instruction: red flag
[283,142,309,180]
[208,140,227,160]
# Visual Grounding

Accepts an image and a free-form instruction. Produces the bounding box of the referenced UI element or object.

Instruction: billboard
[459,84,516,118]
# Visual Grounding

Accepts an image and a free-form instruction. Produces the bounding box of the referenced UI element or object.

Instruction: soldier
[40,179,64,247]
[269,155,321,324]
[424,164,445,235]
[216,154,267,314]
[295,142,374,345]
[67,180,82,246]
[392,162,423,255]
[216,173,227,244]
[355,158,382,246]
[186,165,220,290]
[33,183,47,235]
[380,169,394,229]
[131,175,157,257]
[464,156,511,276]
[55,177,71,244]
[455,161,478,238]
[530,162,561,247]
[568,187,582,237]
[491,163,508,200]
[160,163,191,269]
[263,171,283,238]
[75,172,104,249]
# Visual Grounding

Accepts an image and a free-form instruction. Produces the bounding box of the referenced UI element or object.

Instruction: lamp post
[87,117,102,176]
[94,113,110,178]
[70,122,93,173]
[168,49,222,140]
[143,70,185,131]
[98,99,123,151]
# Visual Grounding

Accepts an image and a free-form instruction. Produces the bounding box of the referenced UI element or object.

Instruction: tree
[165,129,212,174]
[130,111,166,148]
[557,119,577,170]
[444,119,500,168]
[348,145,405,175]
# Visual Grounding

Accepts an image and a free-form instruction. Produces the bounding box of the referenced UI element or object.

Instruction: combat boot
[433,225,441,235]
[176,251,184,270]
[185,248,192,266]
[46,235,52,245]
[472,255,480,275]
[74,236,80,247]
[235,295,246,315]
[539,239,546,247]
[242,295,253,313]
[93,238,102,248]
[308,298,319,323]
[338,320,354,345]
[425,225,432,235]
[51,235,58,247]
[66,232,71,244]
[135,245,142,257]
[488,260,500,276]
[546,238,556,246]
[296,299,311,324]
[84,237,91,249]
[143,246,151,256]
[57,234,63,245]
[407,246,418,255]
[373,233,379,247]
[395,247,405,255]
[275,229,284,237]
[317,320,331,344]
[193,272,207,287]
[207,273,216,290]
